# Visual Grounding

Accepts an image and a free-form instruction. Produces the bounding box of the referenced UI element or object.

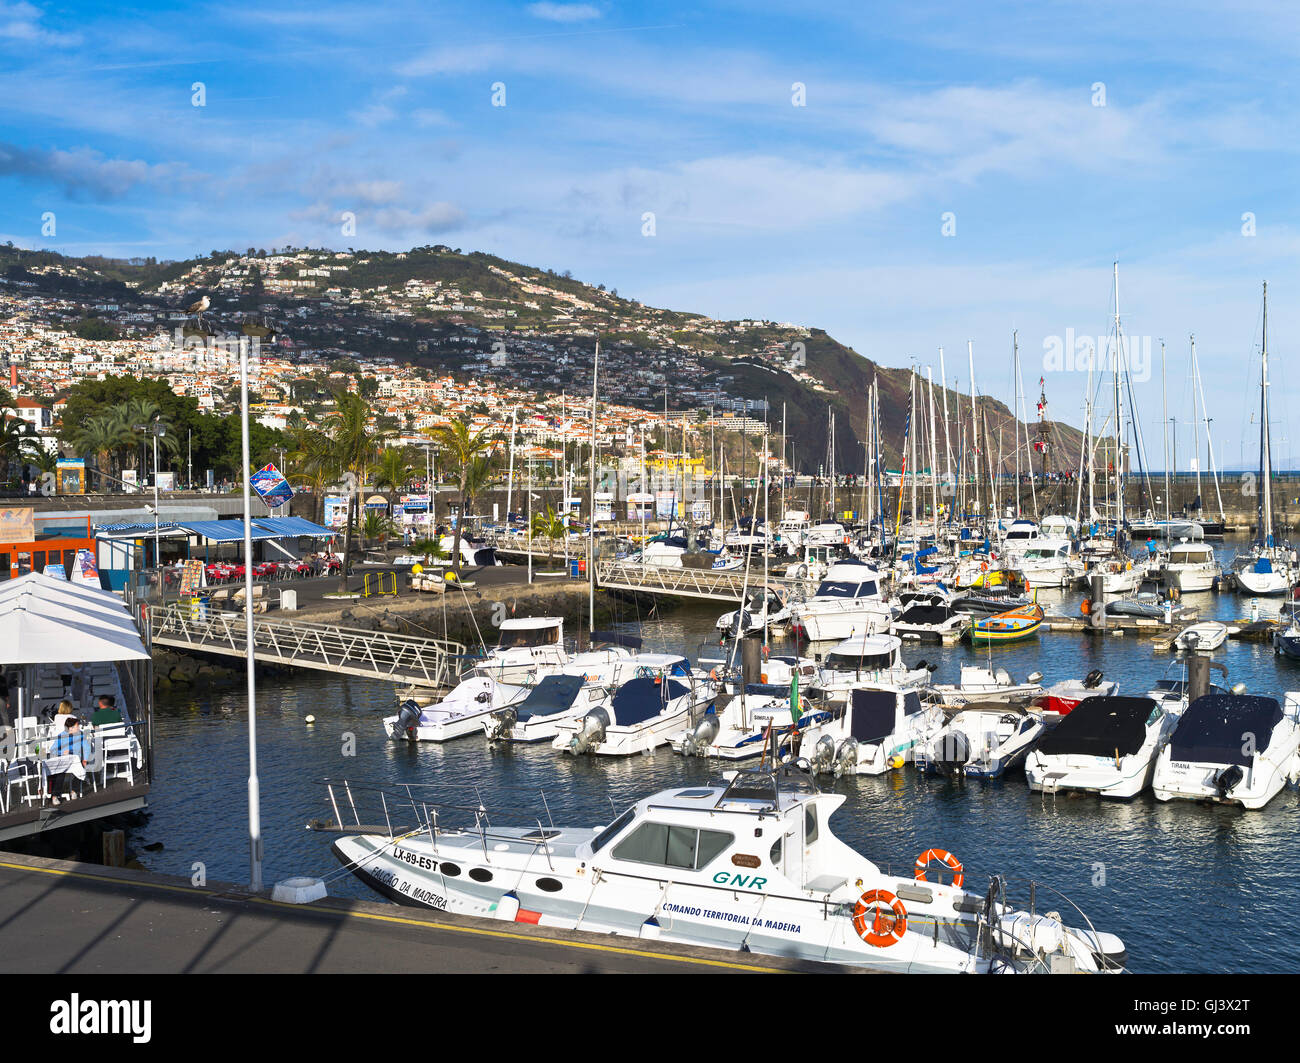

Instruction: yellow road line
[0,860,779,973]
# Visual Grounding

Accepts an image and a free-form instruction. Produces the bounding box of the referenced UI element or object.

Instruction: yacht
[800,685,944,776]
[998,520,1041,562]
[671,687,837,760]
[1024,696,1175,798]
[326,765,1128,973]
[1015,539,1078,589]
[816,634,930,701]
[469,617,568,684]
[1151,693,1300,809]
[788,561,894,642]
[1153,541,1221,592]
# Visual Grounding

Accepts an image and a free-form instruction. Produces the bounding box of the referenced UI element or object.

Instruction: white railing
[151,602,467,688]
[595,560,808,602]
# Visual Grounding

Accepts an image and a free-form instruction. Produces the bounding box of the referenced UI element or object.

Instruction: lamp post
[135,422,166,569]
[239,337,262,891]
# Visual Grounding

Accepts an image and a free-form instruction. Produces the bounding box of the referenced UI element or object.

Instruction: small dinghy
[386,676,529,742]
[1032,671,1118,716]
[891,592,969,643]
[1175,621,1228,653]
[969,602,1043,644]
[927,664,1045,707]
[1152,693,1300,809]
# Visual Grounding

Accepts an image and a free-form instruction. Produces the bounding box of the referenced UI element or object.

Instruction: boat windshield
[812,579,877,599]
[497,625,561,649]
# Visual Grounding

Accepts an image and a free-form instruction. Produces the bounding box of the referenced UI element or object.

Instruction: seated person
[49,717,90,803]
[56,699,75,717]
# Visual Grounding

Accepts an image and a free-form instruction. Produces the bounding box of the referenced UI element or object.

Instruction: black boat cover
[515,674,586,720]
[610,677,689,725]
[849,689,898,742]
[1168,694,1282,767]
[895,604,956,626]
[1037,696,1157,757]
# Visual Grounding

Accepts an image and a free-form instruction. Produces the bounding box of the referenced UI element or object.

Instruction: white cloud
[396,43,504,77]
[0,1,80,47]
[527,2,601,22]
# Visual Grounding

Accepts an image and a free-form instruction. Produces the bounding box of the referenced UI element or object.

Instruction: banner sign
[0,506,34,544]
[71,548,100,587]
[250,463,294,509]
[180,558,205,594]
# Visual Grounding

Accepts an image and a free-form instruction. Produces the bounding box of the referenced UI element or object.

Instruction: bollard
[102,829,126,868]
[741,635,762,688]
[1090,574,1106,632]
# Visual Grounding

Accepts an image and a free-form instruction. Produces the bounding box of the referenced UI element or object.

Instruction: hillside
[0,242,1083,477]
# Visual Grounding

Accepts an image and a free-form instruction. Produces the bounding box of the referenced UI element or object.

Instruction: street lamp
[135,422,166,569]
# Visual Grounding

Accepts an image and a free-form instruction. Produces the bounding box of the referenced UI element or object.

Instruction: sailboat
[1231,283,1297,595]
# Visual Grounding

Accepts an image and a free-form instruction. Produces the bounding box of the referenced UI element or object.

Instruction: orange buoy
[913,848,964,888]
[852,889,908,947]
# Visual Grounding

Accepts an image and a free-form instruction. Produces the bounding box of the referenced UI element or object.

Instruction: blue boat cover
[515,674,585,720]
[610,677,689,725]
[1253,556,1274,574]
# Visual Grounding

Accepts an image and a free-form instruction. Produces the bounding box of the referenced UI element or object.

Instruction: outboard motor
[396,699,422,740]
[934,731,971,775]
[810,734,835,773]
[681,713,719,757]
[1084,669,1104,689]
[730,611,752,639]
[486,707,517,741]
[833,737,859,777]
[568,708,611,755]
[1212,764,1244,797]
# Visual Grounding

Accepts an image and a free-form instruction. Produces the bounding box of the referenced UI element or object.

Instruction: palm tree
[423,419,498,582]
[284,428,339,525]
[324,392,389,591]
[71,414,123,491]
[530,504,567,565]
[373,445,414,513]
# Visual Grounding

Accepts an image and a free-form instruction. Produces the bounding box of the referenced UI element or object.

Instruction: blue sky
[2,0,1298,472]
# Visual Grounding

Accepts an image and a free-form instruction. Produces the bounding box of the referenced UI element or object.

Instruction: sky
[2,0,1298,473]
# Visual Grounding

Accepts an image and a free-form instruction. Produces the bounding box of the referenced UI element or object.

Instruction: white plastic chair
[99,724,135,787]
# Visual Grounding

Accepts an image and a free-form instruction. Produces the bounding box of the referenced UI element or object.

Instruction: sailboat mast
[927,367,939,538]
[588,338,599,636]
[968,341,979,522]
[1191,336,1226,524]
[1113,263,1125,536]
[1190,335,1203,512]
[1013,330,1021,518]
[1260,282,1273,545]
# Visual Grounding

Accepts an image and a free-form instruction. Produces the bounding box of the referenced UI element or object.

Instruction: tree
[422,419,497,582]
[529,504,566,565]
[323,392,388,591]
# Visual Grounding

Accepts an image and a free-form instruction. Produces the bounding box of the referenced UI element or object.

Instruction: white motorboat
[1032,672,1119,716]
[789,561,894,642]
[671,688,836,760]
[1174,621,1228,653]
[890,592,969,643]
[799,685,944,776]
[1077,555,1143,595]
[715,588,791,639]
[1024,695,1175,799]
[1152,693,1300,810]
[386,676,529,742]
[327,763,1128,972]
[998,520,1042,562]
[816,634,929,700]
[1015,539,1077,589]
[551,661,716,756]
[926,665,1045,707]
[469,617,568,684]
[914,705,1047,779]
[1154,541,1221,592]
[482,674,612,743]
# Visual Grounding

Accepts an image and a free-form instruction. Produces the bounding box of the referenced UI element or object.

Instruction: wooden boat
[969,602,1044,644]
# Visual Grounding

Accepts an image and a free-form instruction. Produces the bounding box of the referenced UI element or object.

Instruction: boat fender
[914,848,964,888]
[852,889,908,947]
[1080,598,1091,615]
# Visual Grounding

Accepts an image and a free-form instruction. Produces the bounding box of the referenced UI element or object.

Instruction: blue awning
[251,516,336,538]
[177,519,282,542]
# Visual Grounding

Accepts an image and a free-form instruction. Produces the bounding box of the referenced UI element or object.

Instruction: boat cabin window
[590,807,636,853]
[497,625,561,649]
[828,650,894,670]
[804,806,818,845]
[612,822,735,871]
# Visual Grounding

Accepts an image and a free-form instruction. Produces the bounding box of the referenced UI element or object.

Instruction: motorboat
[926,665,1045,707]
[440,534,502,567]
[950,591,1031,616]
[671,687,837,760]
[890,592,969,643]
[1274,611,1300,660]
[1015,540,1077,589]
[468,617,568,684]
[969,602,1043,644]
[1077,555,1143,595]
[788,561,894,642]
[1031,671,1118,716]
[914,705,1047,778]
[1152,693,1300,809]
[1174,622,1228,653]
[551,660,716,756]
[326,763,1128,972]
[998,520,1042,562]
[1146,678,1227,717]
[799,685,945,776]
[816,634,929,700]
[386,676,529,742]
[1152,541,1221,592]
[715,588,791,639]
[482,674,612,743]
[1024,696,1175,799]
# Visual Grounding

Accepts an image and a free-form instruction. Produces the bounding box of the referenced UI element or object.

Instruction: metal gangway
[150,601,467,689]
[595,559,809,603]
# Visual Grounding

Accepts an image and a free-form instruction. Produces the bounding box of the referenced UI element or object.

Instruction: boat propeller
[568,708,611,755]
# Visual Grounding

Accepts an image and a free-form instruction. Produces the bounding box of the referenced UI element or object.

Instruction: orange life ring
[980,561,988,572]
[913,848,964,888]
[852,889,908,947]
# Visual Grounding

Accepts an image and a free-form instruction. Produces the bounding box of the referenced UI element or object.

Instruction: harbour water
[138,540,1300,974]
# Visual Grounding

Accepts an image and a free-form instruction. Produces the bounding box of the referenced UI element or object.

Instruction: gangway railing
[595,560,809,602]
[151,602,466,689]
